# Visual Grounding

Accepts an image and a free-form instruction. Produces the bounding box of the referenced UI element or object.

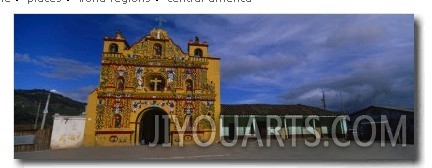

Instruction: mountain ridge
[14,89,86,125]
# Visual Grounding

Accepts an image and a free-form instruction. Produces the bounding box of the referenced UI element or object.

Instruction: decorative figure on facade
[117,65,127,91]
[184,95,194,115]
[117,77,125,91]
[168,101,175,114]
[114,102,121,113]
[167,68,175,80]
[137,78,143,90]
[114,114,121,128]
[166,83,172,92]
[185,69,192,79]
[136,67,144,90]
[113,95,123,114]
[132,101,141,113]
[205,100,212,107]
[186,94,192,101]
[151,100,158,107]
[184,104,193,115]
[186,79,193,92]
[117,65,126,76]
[164,68,174,92]
[154,44,162,58]
[136,67,143,78]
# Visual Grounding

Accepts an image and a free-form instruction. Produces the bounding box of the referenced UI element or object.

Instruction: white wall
[50,115,86,150]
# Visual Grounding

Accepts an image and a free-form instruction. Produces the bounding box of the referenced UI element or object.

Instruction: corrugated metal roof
[372,106,414,113]
[351,105,414,115]
[221,104,344,116]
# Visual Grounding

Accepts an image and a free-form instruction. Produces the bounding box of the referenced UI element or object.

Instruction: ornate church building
[83,27,221,146]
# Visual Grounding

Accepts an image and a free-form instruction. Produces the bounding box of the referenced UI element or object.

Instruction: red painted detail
[170,130,212,134]
[95,130,134,135]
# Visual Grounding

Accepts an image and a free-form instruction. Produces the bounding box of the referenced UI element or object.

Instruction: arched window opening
[109,43,119,53]
[154,43,162,56]
[194,48,203,57]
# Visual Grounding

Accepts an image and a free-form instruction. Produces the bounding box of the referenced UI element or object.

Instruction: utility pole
[33,102,41,130]
[40,93,51,130]
[321,89,326,111]
[339,91,345,113]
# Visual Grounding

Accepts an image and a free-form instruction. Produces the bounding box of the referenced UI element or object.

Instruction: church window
[109,43,119,53]
[194,48,203,57]
[154,43,162,56]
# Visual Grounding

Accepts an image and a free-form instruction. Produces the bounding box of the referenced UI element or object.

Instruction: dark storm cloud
[113,15,414,111]
[280,47,414,113]
[221,53,300,81]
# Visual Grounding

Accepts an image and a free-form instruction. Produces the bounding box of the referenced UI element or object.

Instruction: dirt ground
[15,139,416,161]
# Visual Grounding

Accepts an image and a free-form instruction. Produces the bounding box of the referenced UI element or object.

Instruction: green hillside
[14,89,86,126]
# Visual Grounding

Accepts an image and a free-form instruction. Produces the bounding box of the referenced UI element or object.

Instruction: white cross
[155,17,166,29]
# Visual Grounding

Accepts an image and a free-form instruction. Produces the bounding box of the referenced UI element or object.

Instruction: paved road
[15,139,416,161]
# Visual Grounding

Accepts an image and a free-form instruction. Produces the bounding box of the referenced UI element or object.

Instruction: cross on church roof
[155,17,166,29]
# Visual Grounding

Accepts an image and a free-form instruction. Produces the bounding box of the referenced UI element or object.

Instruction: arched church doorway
[137,107,170,145]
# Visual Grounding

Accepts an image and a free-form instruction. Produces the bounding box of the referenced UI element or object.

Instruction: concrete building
[50,114,86,149]
[220,104,348,141]
[348,106,414,144]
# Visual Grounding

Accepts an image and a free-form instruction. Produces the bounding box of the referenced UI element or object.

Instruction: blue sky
[14,14,414,113]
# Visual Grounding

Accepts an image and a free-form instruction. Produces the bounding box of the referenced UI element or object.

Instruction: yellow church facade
[83,28,221,147]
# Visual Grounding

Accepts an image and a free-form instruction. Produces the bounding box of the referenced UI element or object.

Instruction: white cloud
[14,53,31,62]
[49,89,61,94]
[15,53,42,65]
[15,53,100,80]
[37,56,100,80]
[234,99,261,104]
[63,85,97,103]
